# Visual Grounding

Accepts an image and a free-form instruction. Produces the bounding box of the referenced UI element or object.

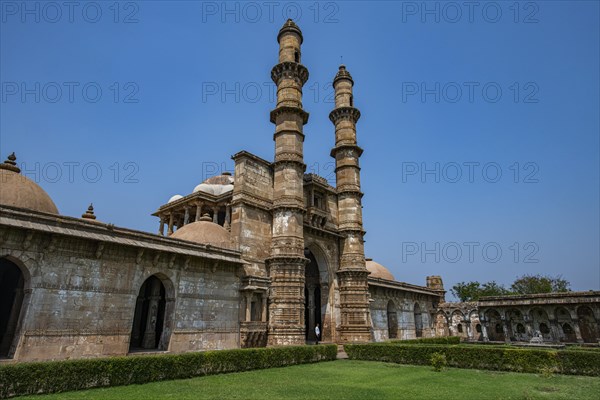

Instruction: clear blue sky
[1,1,598,297]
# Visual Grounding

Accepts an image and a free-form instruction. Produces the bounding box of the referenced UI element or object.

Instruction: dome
[192,173,234,196]
[203,173,234,185]
[168,194,183,203]
[0,153,59,215]
[170,214,231,246]
[366,259,395,281]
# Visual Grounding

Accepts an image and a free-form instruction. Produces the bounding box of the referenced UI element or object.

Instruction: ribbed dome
[170,215,231,246]
[366,259,395,281]
[0,153,59,215]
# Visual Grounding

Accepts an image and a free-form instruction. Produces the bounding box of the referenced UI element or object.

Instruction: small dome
[168,194,183,203]
[0,153,59,215]
[203,173,234,185]
[193,183,211,193]
[366,259,395,281]
[170,214,231,246]
[193,173,234,196]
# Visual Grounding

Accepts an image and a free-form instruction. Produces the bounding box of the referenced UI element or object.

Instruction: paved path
[337,344,349,359]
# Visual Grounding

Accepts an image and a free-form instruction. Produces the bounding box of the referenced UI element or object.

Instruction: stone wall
[369,281,443,341]
[231,151,273,278]
[0,208,243,362]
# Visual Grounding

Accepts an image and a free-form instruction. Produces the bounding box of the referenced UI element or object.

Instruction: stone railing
[240,321,268,348]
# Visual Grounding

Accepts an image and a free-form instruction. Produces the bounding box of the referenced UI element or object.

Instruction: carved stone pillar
[195,203,202,222]
[167,213,174,235]
[212,206,219,224]
[158,216,165,236]
[183,206,190,225]
[224,204,231,231]
[245,292,253,322]
[549,318,561,343]
[261,292,267,322]
[524,316,534,338]
[481,322,490,342]
[573,318,584,343]
[502,319,511,343]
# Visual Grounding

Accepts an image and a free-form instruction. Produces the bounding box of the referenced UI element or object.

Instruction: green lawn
[18,360,600,400]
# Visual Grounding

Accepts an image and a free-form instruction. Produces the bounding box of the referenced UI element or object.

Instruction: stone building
[436,292,600,344]
[0,20,446,362]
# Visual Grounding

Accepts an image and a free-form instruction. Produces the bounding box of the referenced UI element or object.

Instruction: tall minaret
[266,19,310,346]
[329,65,372,342]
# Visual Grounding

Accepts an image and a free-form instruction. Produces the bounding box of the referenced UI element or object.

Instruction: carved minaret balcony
[330,65,372,343]
[266,19,309,346]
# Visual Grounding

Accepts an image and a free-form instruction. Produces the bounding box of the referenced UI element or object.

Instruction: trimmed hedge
[389,336,461,345]
[344,343,600,377]
[0,345,337,399]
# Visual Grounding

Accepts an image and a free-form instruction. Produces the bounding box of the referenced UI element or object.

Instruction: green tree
[510,274,570,295]
[451,281,509,302]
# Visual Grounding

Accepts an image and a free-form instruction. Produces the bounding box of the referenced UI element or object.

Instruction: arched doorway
[304,249,322,342]
[451,311,466,338]
[130,275,168,351]
[485,309,504,342]
[507,309,527,341]
[414,303,423,338]
[556,307,576,342]
[387,300,398,339]
[470,311,481,341]
[578,306,598,343]
[0,258,25,358]
[531,308,552,341]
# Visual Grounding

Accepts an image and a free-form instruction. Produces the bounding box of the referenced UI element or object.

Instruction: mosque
[0,20,597,362]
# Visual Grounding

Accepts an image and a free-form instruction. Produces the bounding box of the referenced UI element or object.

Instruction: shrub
[344,343,600,377]
[390,336,461,345]
[557,350,600,376]
[430,352,447,372]
[0,345,337,399]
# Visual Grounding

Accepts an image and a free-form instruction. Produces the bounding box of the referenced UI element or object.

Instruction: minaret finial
[0,152,21,173]
[82,203,97,220]
[277,18,303,44]
[333,64,353,86]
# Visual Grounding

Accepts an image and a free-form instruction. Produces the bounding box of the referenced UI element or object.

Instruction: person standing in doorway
[315,323,321,345]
